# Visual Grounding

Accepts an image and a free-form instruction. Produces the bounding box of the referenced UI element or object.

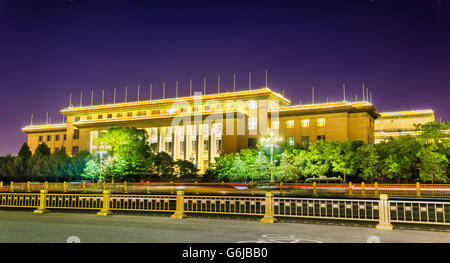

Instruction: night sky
[0,0,449,155]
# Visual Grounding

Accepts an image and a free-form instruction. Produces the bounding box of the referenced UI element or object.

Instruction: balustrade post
[374,182,379,196]
[124,181,128,193]
[260,192,278,223]
[82,181,86,193]
[313,182,317,196]
[0,181,3,187]
[33,190,50,214]
[348,182,352,196]
[375,194,394,230]
[102,181,106,191]
[146,181,150,194]
[97,190,113,216]
[416,182,421,197]
[26,181,31,192]
[9,181,14,192]
[63,181,68,193]
[361,182,365,196]
[44,181,48,191]
[171,191,188,219]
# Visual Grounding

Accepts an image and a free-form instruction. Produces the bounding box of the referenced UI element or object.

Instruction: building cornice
[22,124,67,134]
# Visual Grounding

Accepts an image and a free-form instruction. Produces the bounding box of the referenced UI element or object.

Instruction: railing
[1,191,449,229]
[2,181,450,198]
[273,197,380,222]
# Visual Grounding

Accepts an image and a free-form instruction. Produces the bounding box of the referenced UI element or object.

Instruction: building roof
[59,87,291,115]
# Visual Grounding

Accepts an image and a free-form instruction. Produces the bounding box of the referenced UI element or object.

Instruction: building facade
[22,88,378,173]
[374,110,435,143]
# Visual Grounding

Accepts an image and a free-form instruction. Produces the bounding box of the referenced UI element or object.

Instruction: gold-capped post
[374,182,379,196]
[348,182,352,195]
[97,190,113,216]
[171,191,188,219]
[416,182,421,197]
[63,181,68,193]
[260,192,279,224]
[375,194,394,230]
[26,181,31,192]
[33,190,50,214]
[9,181,14,192]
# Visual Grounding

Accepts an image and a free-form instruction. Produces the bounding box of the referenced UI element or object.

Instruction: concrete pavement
[0,210,449,243]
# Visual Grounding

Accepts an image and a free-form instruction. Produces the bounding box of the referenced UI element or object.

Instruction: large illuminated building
[374,110,435,143]
[22,87,378,173]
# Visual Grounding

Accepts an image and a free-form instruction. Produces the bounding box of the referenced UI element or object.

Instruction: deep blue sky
[0,0,449,155]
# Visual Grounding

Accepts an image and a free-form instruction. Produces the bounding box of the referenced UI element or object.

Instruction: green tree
[18,143,32,161]
[174,159,198,178]
[356,144,380,182]
[95,127,154,178]
[154,151,174,178]
[274,153,298,182]
[81,159,101,181]
[416,144,448,183]
[34,143,51,158]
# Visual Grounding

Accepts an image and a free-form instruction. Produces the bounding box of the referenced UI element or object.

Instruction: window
[87,116,92,120]
[98,115,103,119]
[271,121,279,129]
[318,118,325,127]
[137,111,146,116]
[127,112,133,117]
[301,136,309,147]
[193,106,199,112]
[216,139,223,152]
[204,140,209,152]
[287,136,295,146]
[72,146,79,156]
[180,141,185,153]
[74,116,80,122]
[204,105,211,112]
[151,110,160,115]
[302,119,310,128]
[317,135,325,141]
[73,129,79,139]
[107,114,113,118]
[117,113,122,118]
[286,120,294,128]
[47,135,51,141]
[63,134,67,140]
[54,147,59,152]
[248,117,257,130]
[165,142,173,153]
[55,135,60,141]
[247,101,258,110]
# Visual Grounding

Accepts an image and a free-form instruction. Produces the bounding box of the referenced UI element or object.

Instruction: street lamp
[260,134,282,182]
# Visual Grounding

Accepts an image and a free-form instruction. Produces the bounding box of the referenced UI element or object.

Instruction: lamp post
[260,134,282,182]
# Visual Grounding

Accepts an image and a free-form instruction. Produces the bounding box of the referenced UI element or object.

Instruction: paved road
[0,210,449,243]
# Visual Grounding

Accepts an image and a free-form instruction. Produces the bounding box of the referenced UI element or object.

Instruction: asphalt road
[0,209,449,243]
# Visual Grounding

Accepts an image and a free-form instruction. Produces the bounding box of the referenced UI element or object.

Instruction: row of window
[38,134,67,142]
[272,118,326,129]
[73,101,262,122]
[286,135,326,146]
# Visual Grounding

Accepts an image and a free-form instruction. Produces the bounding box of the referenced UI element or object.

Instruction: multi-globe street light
[260,134,282,182]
